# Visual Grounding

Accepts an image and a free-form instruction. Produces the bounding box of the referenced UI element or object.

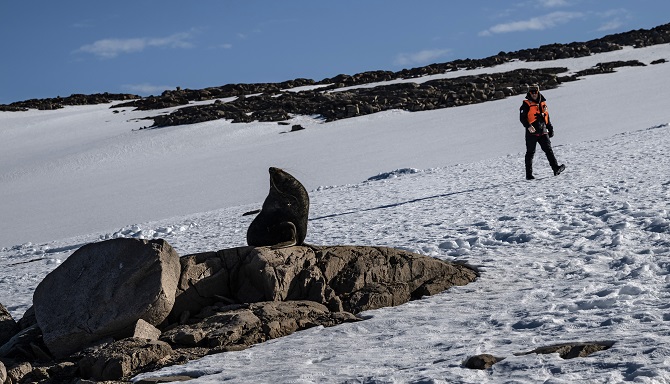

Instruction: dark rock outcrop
[78,338,174,381]
[2,23,668,123]
[167,245,478,323]
[464,341,616,370]
[464,354,505,369]
[160,301,357,360]
[516,341,615,359]
[0,93,138,111]
[0,241,476,382]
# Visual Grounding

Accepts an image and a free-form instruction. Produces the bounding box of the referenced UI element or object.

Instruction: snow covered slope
[0,44,669,383]
[1,45,669,248]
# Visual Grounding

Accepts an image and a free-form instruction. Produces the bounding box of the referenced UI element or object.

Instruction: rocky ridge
[1,23,668,124]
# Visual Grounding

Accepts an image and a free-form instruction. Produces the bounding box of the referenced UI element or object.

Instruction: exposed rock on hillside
[0,93,138,112]
[147,67,568,127]
[2,23,668,119]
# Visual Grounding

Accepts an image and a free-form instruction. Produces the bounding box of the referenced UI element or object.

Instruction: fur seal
[246,167,309,248]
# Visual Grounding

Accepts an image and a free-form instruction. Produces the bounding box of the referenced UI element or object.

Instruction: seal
[246,167,309,248]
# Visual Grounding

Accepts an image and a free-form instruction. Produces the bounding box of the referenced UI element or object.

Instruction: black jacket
[519,93,553,135]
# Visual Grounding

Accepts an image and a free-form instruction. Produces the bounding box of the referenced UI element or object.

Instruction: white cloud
[121,83,174,95]
[479,11,583,36]
[76,32,195,59]
[598,19,624,31]
[393,49,451,67]
[539,0,570,7]
[595,8,630,31]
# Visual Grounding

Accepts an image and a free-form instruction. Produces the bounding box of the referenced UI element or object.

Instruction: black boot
[525,157,534,180]
[553,164,566,176]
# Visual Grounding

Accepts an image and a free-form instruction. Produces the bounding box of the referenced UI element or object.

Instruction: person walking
[519,84,565,180]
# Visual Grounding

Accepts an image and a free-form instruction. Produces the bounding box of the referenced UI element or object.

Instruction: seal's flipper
[268,221,297,249]
[270,239,297,250]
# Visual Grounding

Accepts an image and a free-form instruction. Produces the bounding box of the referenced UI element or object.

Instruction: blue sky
[1,0,668,104]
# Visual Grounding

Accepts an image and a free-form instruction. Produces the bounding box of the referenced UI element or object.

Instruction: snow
[1,44,670,383]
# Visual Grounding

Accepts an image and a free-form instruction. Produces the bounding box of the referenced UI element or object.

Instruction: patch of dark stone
[143,67,568,128]
[141,56,659,128]
[0,93,139,112]
[464,341,615,370]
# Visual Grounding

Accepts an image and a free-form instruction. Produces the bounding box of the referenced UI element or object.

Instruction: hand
[527,126,536,133]
[549,130,554,138]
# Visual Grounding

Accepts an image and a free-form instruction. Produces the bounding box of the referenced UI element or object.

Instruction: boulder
[161,301,358,352]
[33,238,181,358]
[78,338,173,381]
[0,361,6,384]
[0,324,43,360]
[168,245,478,322]
[464,354,505,369]
[0,302,20,346]
[17,306,37,330]
[5,362,32,384]
[135,376,196,383]
[516,341,615,359]
[133,319,162,341]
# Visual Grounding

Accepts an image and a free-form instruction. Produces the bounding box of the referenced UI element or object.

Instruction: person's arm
[519,102,535,132]
[545,105,554,137]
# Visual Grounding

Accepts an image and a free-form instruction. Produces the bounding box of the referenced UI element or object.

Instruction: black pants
[525,134,559,177]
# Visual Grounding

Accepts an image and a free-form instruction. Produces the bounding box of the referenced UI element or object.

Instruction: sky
[1,0,669,104]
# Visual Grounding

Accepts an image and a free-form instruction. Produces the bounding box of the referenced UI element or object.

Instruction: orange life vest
[524,99,549,126]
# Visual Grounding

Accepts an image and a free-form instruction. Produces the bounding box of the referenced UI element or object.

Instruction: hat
[527,84,540,93]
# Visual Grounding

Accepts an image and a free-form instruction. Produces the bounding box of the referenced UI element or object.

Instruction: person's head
[527,84,540,100]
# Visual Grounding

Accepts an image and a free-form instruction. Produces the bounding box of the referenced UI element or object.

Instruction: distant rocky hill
[2,23,668,127]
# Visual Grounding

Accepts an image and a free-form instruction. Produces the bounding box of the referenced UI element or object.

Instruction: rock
[168,245,478,322]
[161,301,357,352]
[0,324,44,360]
[464,354,504,369]
[0,302,20,346]
[516,341,615,359]
[78,338,173,381]
[17,306,37,330]
[6,362,32,384]
[0,361,6,384]
[33,238,181,358]
[135,376,196,383]
[315,246,478,313]
[20,362,78,384]
[0,93,138,111]
[133,319,162,340]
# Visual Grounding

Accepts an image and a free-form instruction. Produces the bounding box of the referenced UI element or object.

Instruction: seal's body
[247,167,309,248]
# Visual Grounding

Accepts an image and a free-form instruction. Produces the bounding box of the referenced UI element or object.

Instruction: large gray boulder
[33,238,181,358]
[168,245,478,322]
